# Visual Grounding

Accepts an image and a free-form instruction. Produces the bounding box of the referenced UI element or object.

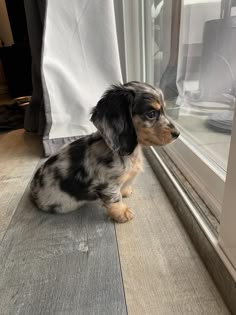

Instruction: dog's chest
[119,147,142,184]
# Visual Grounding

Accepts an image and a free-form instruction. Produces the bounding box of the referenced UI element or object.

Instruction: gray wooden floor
[0,130,230,315]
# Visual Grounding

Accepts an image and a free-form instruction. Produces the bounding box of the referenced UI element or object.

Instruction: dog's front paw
[124,207,134,222]
[106,202,134,223]
[116,207,134,223]
[121,186,133,198]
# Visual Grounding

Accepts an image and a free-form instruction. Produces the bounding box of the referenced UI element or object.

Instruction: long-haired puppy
[30,81,180,223]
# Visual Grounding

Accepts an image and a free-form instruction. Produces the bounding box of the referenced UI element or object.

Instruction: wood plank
[115,160,230,315]
[0,185,127,315]
[0,130,42,241]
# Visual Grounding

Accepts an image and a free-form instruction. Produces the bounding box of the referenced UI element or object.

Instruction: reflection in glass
[148,0,236,171]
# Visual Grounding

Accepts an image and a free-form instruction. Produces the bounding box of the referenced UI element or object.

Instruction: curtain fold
[24,0,46,135]
[25,0,123,156]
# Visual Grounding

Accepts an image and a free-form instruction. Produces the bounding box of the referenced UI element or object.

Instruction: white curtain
[42,0,123,155]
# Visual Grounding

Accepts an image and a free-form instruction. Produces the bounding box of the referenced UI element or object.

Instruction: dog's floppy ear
[91,84,137,155]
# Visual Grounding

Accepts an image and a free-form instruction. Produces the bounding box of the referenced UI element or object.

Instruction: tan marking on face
[151,101,161,110]
[132,115,175,146]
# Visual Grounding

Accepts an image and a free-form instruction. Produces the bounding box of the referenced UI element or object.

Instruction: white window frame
[164,133,225,218]
[122,0,236,275]
[219,110,236,269]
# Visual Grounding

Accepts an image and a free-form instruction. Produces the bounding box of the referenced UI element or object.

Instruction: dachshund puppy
[30,81,180,223]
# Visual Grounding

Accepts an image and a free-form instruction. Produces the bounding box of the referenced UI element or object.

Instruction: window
[122,0,236,275]
[143,0,236,218]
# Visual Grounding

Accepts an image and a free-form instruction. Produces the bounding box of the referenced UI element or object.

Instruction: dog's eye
[145,110,159,120]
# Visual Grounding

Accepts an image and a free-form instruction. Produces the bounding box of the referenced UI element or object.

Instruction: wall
[0,0,13,46]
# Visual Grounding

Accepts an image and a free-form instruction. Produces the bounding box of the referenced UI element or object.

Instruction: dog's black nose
[171,130,180,139]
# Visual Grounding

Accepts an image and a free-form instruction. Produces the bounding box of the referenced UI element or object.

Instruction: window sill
[144,146,236,314]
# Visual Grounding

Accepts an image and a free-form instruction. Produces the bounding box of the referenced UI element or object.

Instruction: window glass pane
[147,0,235,172]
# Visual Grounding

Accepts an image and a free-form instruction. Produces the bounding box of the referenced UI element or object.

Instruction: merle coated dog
[30,81,180,223]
